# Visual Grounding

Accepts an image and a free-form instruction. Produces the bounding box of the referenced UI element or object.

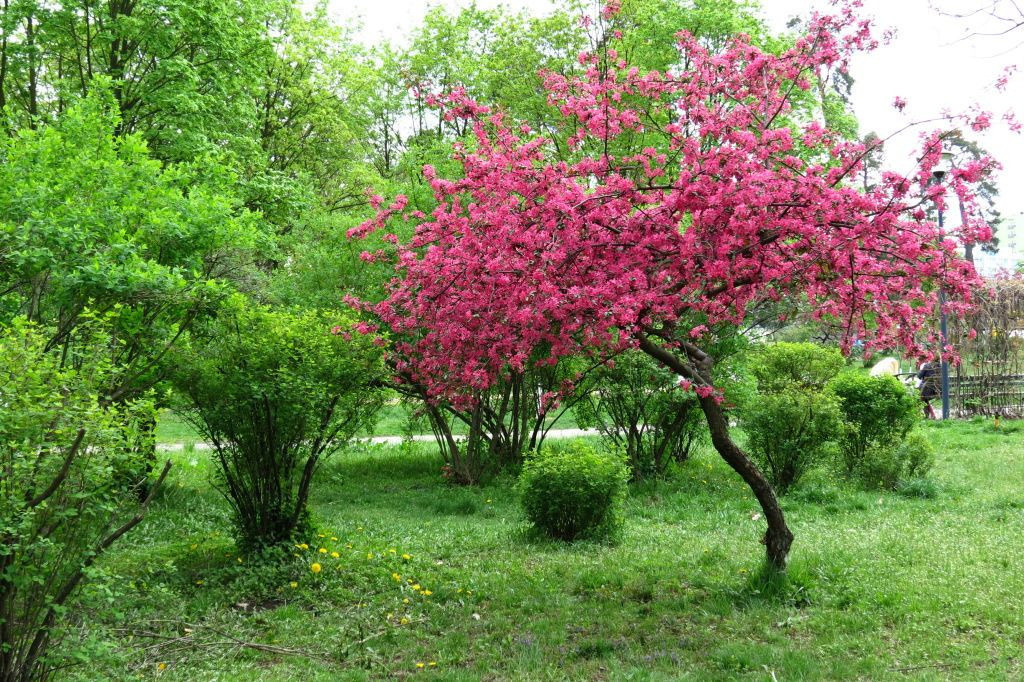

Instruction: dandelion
[157,662,167,671]
[389,548,397,554]
[402,553,412,560]
[331,536,338,541]
[311,563,322,574]
[422,590,433,596]
[195,580,204,586]
[400,617,409,624]
[318,533,326,538]
[403,598,410,604]
[412,584,421,591]
[237,557,243,563]
[290,581,298,588]
[319,548,328,554]
[346,543,353,549]
[367,552,374,559]
[331,551,340,559]
[392,573,401,581]
[416,662,425,669]
[297,543,309,550]
[429,661,437,667]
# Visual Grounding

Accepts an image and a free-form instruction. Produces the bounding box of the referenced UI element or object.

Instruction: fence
[949,279,1024,417]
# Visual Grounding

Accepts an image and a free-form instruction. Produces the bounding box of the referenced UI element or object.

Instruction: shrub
[170,298,386,551]
[740,389,843,495]
[828,373,920,480]
[0,319,168,682]
[574,351,707,479]
[859,430,937,491]
[519,442,629,541]
[751,342,845,394]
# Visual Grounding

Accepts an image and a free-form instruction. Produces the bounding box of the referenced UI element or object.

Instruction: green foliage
[518,442,629,541]
[0,319,163,682]
[574,351,707,479]
[859,430,937,492]
[741,390,843,495]
[751,342,845,393]
[828,373,921,486]
[168,298,386,551]
[0,95,263,402]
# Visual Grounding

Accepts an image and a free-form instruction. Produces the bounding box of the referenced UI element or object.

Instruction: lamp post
[933,151,953,420]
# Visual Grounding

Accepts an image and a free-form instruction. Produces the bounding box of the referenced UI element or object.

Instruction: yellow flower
[389,548,397,554]
[311,563,322,574]
[392,573,401,581]
[429,661,437,667]
[319,547,328,554]
[290,581,298,588]
[422,590,433,596]
[237,557,243,563]
[346,543,353,549]
[297,543,309,550]
[195,580,204,586]
[157,662,167,671]
[317,533,326,538]
[366,552,373,559]
[416,662,425,669]
[331,536,338,541]
[412,584,421,591]
[402,553,412,560]
[403,598,410,604]
[400,617,409,624]
[331,551,340,559]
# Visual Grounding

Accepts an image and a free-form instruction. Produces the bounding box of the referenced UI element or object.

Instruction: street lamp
[933,151,954,420]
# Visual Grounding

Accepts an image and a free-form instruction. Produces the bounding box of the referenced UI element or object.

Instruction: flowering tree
[350,3,994,568]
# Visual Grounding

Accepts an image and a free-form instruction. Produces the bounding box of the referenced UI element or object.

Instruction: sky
[326,0,1024,266]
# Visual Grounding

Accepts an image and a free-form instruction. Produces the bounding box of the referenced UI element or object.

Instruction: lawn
[72,419,1024,680]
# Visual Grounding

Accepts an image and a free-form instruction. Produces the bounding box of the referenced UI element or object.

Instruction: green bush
[519,442,629,541]
[859,430,937,491]
[0,319,167,682]
[170,298,386,551]
[574,351,707,479]
[751,342,845,394]
[828,373,920,481]
[740,389,843,495]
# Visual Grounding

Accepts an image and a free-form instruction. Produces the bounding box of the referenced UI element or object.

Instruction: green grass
[156,402,583,443]
[72,419,1024,680]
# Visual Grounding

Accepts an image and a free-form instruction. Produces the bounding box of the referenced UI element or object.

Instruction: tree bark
[637,334,794,569]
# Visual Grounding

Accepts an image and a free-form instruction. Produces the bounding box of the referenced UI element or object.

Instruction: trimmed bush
[828,372,920,481]
[741,389,843,495]
[519,442,629,541]
[751,342,845,394]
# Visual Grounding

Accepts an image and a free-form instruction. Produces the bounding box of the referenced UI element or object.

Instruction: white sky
[327,0,1024,223]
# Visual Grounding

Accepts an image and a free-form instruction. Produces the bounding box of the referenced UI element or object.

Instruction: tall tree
[349,4,992,569]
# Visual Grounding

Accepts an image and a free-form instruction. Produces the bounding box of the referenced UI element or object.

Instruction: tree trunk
[696,393,793,568]
[637,335,793,569]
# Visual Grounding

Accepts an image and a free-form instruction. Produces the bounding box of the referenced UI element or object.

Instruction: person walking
[917,361,940,419]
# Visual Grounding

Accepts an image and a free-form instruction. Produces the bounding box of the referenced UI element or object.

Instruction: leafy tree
[0,94,263,404]
[349,5,992,569]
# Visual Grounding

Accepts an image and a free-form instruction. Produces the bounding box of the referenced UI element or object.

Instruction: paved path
[156,428,601,451]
